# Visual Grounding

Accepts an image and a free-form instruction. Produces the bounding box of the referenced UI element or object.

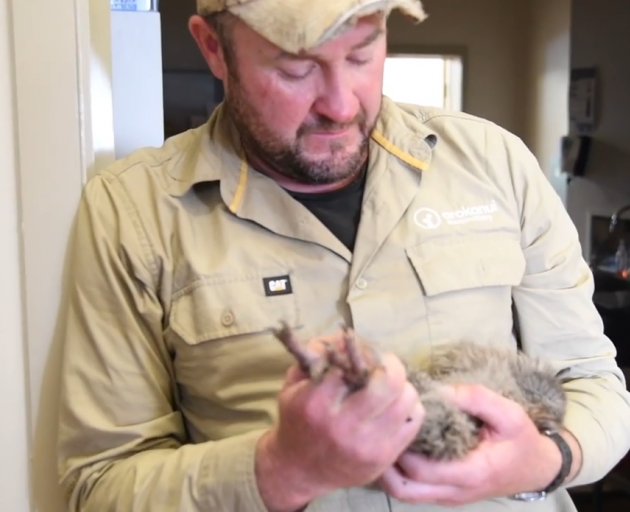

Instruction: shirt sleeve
[502,130,630,487]
[56,174,271,512]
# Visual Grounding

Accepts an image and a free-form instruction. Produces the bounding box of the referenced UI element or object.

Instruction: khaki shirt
[57,96,630,512]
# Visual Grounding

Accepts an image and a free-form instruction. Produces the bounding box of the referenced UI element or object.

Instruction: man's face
[192,14,387,185]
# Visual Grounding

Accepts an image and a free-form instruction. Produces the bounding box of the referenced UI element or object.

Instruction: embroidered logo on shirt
[414,208,442,229]
[263,275,293,296]
[414,200,498,229]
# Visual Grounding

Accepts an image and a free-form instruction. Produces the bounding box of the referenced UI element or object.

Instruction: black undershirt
[287,164,368,252]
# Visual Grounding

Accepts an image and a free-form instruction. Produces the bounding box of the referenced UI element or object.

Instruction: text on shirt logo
[263,275,293,296]
[414,200,498,229]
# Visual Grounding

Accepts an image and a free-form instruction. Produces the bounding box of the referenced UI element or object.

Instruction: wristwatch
[510,429,573,502]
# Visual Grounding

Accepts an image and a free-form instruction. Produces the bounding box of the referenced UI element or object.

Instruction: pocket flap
[406,236,526,296]
[169,272,300,345]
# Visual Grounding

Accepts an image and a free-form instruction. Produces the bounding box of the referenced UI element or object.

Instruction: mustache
[297,111,367,136]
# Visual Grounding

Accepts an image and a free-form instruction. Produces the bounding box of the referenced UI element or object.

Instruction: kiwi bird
[271,322,568,461]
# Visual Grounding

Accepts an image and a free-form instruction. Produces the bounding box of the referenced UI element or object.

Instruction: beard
[223,78,375,185]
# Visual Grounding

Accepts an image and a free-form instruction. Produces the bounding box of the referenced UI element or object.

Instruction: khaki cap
[196,0,428,54]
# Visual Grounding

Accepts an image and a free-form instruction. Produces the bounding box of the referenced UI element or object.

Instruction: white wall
[566,0,630,258]
[522,0,572,204]
[0,0,32,511]
[2,0,115,511]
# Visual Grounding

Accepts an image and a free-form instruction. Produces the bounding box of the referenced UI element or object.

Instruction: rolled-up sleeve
[57,174,270,512]
[502,130,630,487]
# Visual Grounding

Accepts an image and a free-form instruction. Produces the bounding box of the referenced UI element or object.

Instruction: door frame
[5,0,114,510]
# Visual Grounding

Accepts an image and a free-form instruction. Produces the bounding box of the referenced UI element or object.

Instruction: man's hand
[379,383,582,506]
[254,335,424,512]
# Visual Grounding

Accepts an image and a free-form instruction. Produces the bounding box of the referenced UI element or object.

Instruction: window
[382,54,464,111]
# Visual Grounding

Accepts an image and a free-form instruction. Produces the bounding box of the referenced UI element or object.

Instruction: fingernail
[438,384,458,401]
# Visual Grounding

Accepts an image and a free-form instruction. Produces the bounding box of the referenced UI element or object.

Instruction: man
[56,0,630,511]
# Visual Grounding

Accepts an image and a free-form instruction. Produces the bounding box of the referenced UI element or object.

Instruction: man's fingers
[340,352,408,421]
[440,383,525,435]
[379,464,464,505]
[371,389,424,450]
[394,450,485,487]
[283,364,308,388]
[372,383,423,427]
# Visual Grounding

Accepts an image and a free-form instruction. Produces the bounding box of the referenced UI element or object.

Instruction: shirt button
[356,278,368,290]
[221,311,235,326]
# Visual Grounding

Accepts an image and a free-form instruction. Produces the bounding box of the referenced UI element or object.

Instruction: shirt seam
[105,172,160,288]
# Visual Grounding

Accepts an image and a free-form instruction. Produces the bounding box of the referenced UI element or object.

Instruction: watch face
[511,491,548,502]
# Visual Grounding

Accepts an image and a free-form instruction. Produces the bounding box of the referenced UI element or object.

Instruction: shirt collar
[166,95,439,199]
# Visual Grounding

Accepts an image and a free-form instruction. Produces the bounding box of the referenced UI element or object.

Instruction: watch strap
[540,429,573,494]
[510,429,572,501]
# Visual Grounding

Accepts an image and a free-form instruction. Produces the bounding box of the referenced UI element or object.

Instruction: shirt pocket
[170,272,300,344]
[405,235,526,344]
[167,269,302,438]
